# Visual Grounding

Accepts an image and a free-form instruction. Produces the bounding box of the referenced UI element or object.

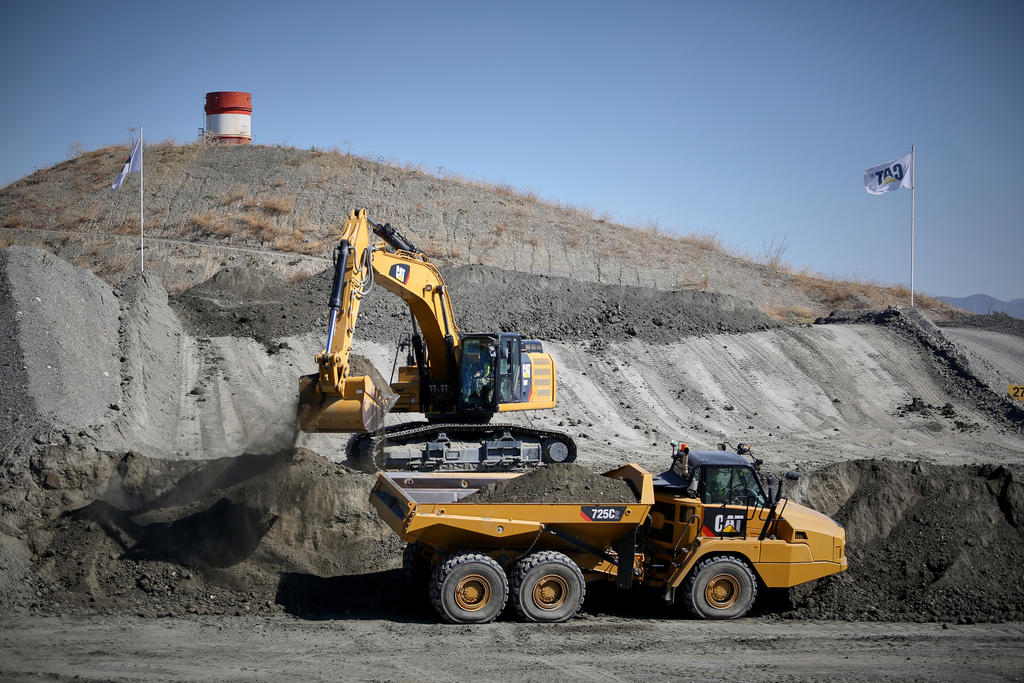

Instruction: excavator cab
[458,337,496,411]
[457,332,539,414]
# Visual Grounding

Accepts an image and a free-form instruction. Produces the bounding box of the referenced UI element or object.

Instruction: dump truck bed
[369,464,654,553]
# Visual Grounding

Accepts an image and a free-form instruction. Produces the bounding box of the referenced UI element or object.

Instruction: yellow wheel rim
[705,573,740,609]
[532,574,569,611]
[454,574,492,612]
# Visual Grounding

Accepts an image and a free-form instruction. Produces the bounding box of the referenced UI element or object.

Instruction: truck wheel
[684,556,758,620]
[511,551,586,623]
[403,543,431,586]
[429,552,508,624]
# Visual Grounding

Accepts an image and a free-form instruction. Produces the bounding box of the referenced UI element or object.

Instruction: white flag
[864,151,912,195]
[111,136,142,191]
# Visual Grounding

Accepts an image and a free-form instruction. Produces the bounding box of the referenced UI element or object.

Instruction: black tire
[429,552,508,624]
[684,555,758,620]
[511,551,586,623]
[403,543,431,587]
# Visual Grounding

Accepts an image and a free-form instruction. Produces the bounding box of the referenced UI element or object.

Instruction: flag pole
[913,145,921,309]
[139,124,145,274]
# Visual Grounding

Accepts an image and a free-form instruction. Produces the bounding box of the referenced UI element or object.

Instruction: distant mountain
[939,294,1024,319]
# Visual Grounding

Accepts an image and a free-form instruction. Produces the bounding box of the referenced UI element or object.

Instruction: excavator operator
[461,347,493,403]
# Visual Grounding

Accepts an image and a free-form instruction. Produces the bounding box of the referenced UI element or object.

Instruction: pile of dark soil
[170,262,778,346]
[2,445,402,617]
[463,464,638,504]
[790,459,1024,623]
[938,311,1024,338]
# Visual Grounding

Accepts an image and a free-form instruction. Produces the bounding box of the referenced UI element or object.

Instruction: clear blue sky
[2,1,1021,300]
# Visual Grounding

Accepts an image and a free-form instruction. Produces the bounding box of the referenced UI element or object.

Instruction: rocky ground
[1,240,1023,680]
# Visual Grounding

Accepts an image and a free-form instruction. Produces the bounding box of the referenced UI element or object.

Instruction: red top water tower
[204,91,252,144]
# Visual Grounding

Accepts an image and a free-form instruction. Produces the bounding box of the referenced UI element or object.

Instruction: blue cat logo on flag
[389,264,410,284]
[864,151,913,195]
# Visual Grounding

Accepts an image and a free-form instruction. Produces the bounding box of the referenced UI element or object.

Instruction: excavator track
[347,422,577,472]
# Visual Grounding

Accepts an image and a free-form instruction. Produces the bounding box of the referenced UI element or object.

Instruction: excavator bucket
[297,373,391,433]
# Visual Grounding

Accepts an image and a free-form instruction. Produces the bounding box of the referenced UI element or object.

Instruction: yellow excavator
[298,209,575,470]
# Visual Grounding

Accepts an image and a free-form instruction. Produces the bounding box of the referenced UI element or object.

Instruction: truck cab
[645,446,847,618]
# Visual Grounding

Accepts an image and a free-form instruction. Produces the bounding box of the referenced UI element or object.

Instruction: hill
[1,142,954,320]
[939,293,1024,319]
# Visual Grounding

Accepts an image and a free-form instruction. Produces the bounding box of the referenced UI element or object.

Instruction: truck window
[703,466,767,507]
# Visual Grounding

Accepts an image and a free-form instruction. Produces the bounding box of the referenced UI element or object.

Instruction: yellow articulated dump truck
[370,444,847,623]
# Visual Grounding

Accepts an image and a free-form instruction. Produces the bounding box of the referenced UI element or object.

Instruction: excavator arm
[297,208,462,432]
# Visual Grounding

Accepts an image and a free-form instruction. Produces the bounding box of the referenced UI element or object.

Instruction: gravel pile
[0,247,121,435]
[3,446,401,616]
[463,464,638,504]
[937,311,1024,338]
[790,459,1024,623]
[170,262,778,346]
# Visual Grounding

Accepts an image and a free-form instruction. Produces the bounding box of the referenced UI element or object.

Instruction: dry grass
[244,196,295,214]
[269,228,328,255]
[218,190,245,206]
[188,210,235,237]
[2,214,23,229]
[236,211,281,241]
[789,271,957,316]
[0,232,15,249]
[681,231,724,253]
[75,203,102,225]
[111,216,140,235]
[764,304,816,322]
[94,250,137,281]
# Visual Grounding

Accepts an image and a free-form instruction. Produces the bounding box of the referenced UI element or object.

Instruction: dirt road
[2,614,1022,682]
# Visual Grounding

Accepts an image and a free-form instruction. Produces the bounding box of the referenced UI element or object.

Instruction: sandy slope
[466,326,1023,473]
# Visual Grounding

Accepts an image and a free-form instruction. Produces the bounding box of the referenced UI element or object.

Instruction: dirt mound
[0,251,36,452]
[0,247,121,437]
[789,459,1024,623]
[444,265,778,342]
[463,464,638,504]
[170,262,778,345]
[4,446,402,616]
[938,311,1024,338]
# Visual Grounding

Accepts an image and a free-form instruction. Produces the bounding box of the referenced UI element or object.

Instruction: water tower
[203,91,252,144]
